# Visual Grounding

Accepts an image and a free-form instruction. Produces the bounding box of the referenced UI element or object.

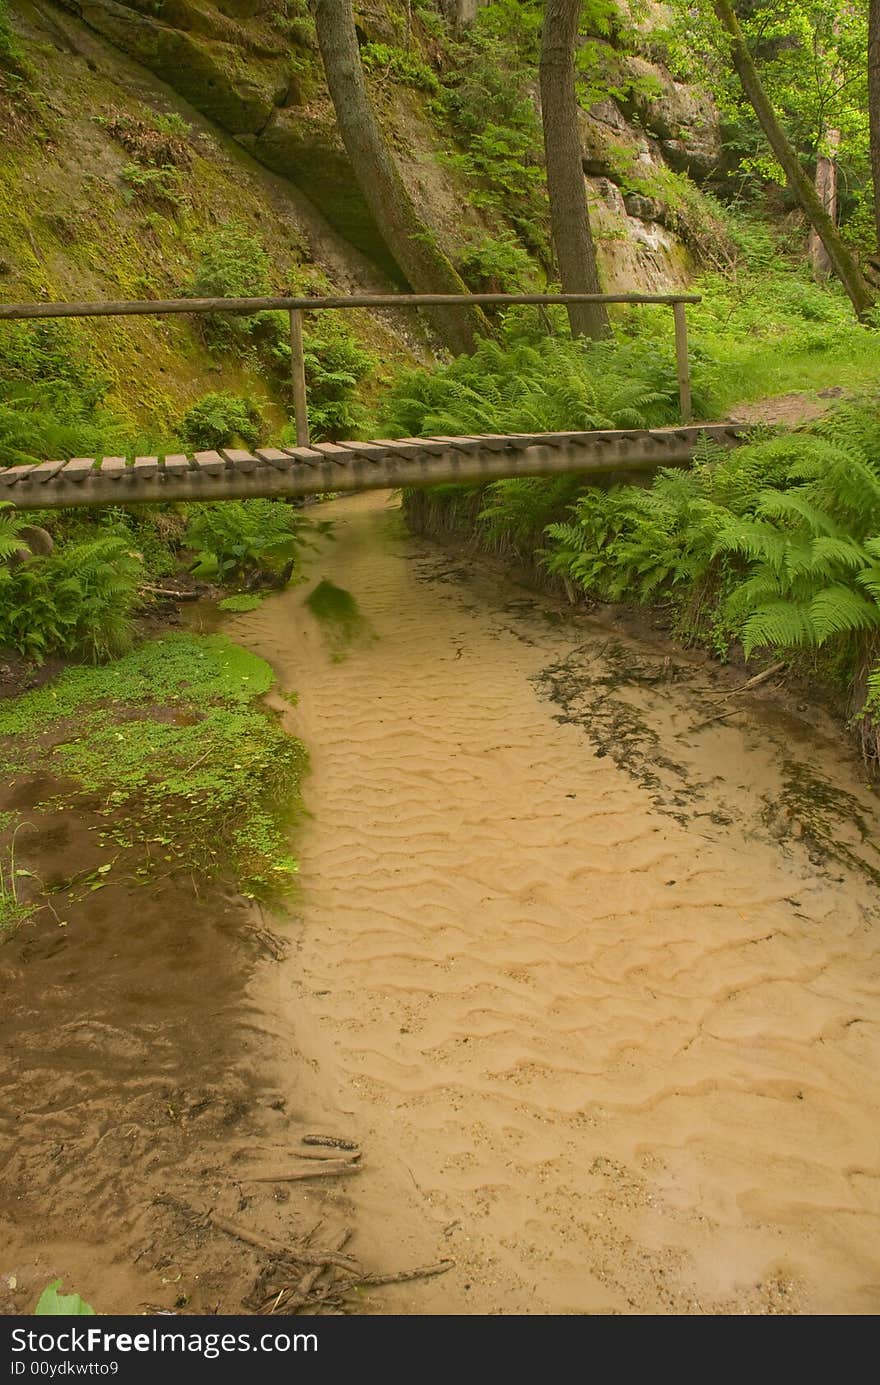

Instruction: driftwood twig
[269,1228,353,1315]
[708,661,787,700]
[209,1214,358,1271]
[247,1161,362,1183]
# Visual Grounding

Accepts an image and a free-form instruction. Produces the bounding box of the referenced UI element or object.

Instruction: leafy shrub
[457,231,536,294]
[120,161,186,209]
[0,534,142,663]
[185,499,313,583]
[186,220,282,353]
[381,329,680,438]
[180,393,264,450]
[281,323,373,441]
[0,321,124,466]
[361,42,439,91]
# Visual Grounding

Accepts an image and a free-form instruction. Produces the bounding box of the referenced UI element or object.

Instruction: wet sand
[230,490,880,1316]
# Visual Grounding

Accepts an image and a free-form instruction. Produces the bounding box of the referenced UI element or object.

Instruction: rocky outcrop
[42,0,726,297]
[618,54,722,184]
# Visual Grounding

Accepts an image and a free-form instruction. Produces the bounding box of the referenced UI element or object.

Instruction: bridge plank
[192,451,226,475]
[280,447,329,469]
[134,456,159,478]
[0,465,37,486]
[370,439,430,458]
[100,457,127,478]
[62,457,98,480]
[220,449,260,473]
[255,448,294,471]
[162,454,191,475]
[29,460,67,482]
[427,436,487,453]
[307,442,357,463]
[392,436,448,455]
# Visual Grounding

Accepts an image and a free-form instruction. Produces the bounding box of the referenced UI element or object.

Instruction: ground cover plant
[0,634,306,899]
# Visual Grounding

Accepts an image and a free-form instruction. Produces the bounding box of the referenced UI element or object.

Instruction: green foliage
[435,3,547,256]
[0,635,306,896]
[180,392,264,450]
[381,323,681,438]
[361,42,439,91]
[0,0,22,76]
[185,499,312,583]
[660,0,872,244]
[0,500,29,561]
[35,1282,96,1316]
[0,321,124,467]
[281,322,374,441]
[0,533,142,663]
[120,161,186,210]
[534,402,880,748]
[457,231,538,294]
[188,219,272,302]
[185,220,282,354]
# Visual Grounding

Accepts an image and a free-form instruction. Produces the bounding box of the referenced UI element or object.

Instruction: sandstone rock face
[618,54,722,184]
[49,0,725,297]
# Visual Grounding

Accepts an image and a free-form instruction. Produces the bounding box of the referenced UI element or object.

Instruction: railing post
[289,308,310,447]
[672,301,692,424]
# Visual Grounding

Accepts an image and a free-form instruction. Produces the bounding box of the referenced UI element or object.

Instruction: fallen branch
[349,1259,455,1288]
[269,1228,353,1315]
[247,1161,362,1183]
[708,661,787,700]
[140,584,200,601]
[209,1214,358,1271]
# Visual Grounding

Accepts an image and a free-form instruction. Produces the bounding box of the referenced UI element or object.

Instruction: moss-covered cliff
[1,0,728,432]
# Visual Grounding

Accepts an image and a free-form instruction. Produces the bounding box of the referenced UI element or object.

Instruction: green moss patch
[0,634,306,897]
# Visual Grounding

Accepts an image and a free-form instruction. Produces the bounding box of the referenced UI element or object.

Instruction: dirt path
[227,490,880,1316]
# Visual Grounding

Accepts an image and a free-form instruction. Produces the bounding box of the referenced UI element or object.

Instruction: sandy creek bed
[3,490,880,1315]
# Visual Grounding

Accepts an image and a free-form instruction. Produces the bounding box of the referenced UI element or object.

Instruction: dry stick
[208,1214,358,1272]
[291,1149,361,1163]
[270,1228,353,1315]
[708,661,787,700]
[247,1161,362,1183]
[139,584,200,601]
[348,1259,455,1289]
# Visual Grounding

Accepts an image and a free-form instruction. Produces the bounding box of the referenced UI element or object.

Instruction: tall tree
[712,0,874,319]
[540,0,609,339]
[311,0,485,356]
[870,0,880,248]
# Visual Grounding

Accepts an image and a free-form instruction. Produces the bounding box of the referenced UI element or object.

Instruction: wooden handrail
[0,291,700,320]
[0,289,700,437]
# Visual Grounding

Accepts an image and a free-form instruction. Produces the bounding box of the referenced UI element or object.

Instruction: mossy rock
[251,109,403,281]
[77,1,285,134]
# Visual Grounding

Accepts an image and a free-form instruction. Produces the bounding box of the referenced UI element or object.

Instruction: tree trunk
[808,128,839,278]
[713,0,874,320]
[311,0,486,355]
[870,0,880,249]
[539,0,610,339]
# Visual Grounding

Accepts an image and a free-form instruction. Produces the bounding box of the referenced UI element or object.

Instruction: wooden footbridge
[0,291,745,510]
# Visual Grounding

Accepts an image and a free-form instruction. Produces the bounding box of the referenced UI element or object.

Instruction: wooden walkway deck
[0,425,743,511]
